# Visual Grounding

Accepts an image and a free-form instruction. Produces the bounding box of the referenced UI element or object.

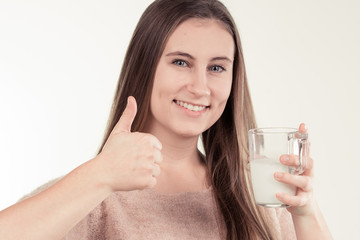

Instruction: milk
[250,158,296,207]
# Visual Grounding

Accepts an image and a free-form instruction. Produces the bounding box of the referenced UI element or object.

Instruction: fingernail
[282,156,289,163]
[276,192,285,200]
[274,172,283,178]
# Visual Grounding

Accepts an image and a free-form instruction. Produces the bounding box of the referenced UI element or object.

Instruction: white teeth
[175,100,206,112]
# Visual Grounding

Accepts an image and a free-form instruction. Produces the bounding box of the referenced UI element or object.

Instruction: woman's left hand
[274,123,317,217]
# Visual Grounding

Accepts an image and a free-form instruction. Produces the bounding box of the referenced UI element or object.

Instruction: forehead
[163,18,235,59]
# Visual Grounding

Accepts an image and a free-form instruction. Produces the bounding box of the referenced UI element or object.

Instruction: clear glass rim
[248,127,298,135]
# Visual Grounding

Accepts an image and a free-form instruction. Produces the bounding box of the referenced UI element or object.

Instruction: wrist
[291,200,333,240]
[78,156,114,197]
[289,194,318,218]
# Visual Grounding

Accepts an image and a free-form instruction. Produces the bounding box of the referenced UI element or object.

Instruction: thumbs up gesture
[96,96,162,192]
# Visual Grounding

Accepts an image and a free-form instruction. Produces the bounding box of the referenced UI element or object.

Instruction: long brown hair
[99,0,274,239]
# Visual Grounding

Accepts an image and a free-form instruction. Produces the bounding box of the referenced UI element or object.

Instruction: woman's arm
[0,158,111,240]
[274,123,333,240]
[275,171,333,240]
[0,97,162,240]
[290,200,332,240]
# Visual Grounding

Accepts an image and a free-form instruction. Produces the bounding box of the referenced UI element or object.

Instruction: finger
[152,163,161,177]
[153,149,163,164]
[114,96,137,133]
[274,172,313,192]
[151,136,162,151]
[280,154,310,176]
[276,192,308,207]
[298,123,307,133]
[146,176,157,189]
[302,156,314,177]
[142,134,162,150]
[280,154,300,167]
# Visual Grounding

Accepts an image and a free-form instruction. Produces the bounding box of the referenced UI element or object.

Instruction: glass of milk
[248,128,308,207]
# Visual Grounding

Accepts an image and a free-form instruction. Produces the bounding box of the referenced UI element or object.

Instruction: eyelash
[172,59,189,67]
[172,59,226,72]
[209,65,226,72]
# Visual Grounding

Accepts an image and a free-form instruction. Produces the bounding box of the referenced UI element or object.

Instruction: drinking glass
[248,127,308,207]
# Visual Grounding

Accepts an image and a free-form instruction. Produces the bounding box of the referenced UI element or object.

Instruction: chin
[172,123,212,138]
[175,130,202,138]
[171,126,204,138]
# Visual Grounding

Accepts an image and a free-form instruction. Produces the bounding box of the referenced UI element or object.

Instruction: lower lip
[173,102,208,117]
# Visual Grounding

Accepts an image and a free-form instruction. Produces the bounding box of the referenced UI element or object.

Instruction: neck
[143,123,209,193]
[143,116,205,165]
[149,127,202,166]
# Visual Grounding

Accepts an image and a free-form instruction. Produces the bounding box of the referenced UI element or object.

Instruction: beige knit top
[62,188,296,240]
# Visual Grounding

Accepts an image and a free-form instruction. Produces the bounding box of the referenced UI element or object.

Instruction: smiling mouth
[173,100,210,112]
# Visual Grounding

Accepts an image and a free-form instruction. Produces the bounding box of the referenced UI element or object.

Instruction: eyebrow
[165,51,233,63]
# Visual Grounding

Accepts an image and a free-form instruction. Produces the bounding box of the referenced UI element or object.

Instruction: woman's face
[148,18,235,138]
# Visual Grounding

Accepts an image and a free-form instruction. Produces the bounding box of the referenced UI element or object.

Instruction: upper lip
[174,99,210,108]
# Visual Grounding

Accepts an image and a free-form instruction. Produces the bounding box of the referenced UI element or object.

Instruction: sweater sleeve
[18,177,106,239]
[63,202,107,240]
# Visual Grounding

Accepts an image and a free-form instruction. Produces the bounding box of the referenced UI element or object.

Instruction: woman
[0,0,332,239]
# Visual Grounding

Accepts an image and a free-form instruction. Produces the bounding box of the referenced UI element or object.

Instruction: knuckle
[290,155,299,165]
[282,172,291,181]
[145,151,154,160]
[132,131,141,137]
[143,134,162,148]
[154,165,161,176]
[299,196,307,206]
[147,177,157,188]
[293,198,301,206]
[147,149,158,161]
[139,176,155,189]
[142,134,155,144]
[302,177,313,191]
[137,134,150,144]
[291,196,303,206]
[307,157,314,169]
[151,178,157,187]
[143,134,151,142]
[301,175,309,185]
[157,153,163,163]
[146,165,154,174]
[135,178,147,190]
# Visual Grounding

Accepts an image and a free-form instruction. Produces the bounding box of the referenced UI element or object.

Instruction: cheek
[208,80,232,124]
[152,63,183,99]
[212,78,232,105]
[151,73,168,103]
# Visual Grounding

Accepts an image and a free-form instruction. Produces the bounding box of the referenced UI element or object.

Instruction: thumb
[114,96,137,133]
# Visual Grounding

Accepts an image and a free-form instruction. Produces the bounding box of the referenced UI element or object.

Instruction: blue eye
[173,59,188,67]
[209,65,225,72]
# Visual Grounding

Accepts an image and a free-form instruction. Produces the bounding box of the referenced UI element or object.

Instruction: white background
[1,0,359,238]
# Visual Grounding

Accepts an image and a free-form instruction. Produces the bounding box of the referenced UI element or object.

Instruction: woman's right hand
[95,96,162,192]
[0,96,161,240]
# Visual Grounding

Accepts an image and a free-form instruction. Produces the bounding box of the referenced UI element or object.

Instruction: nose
[186,69,211,96]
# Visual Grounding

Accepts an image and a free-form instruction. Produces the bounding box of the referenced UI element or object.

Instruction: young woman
[0,0,332,239]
